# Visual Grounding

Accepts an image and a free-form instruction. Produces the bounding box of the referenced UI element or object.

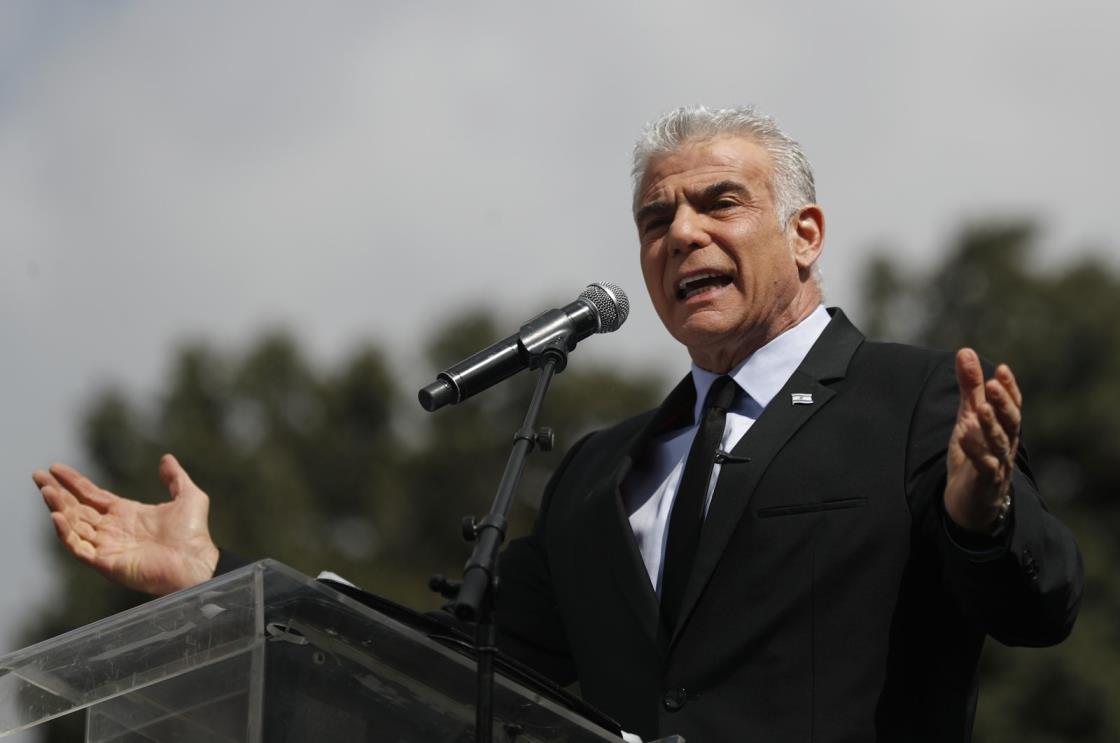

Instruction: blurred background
[2,1,1117,740]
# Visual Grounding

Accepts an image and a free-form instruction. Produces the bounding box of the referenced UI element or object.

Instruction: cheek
[753,241,800,287]
[639,246,662,288]
[639,246,673,316]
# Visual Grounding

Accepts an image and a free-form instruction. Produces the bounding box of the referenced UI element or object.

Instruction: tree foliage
[863,222,1120,742]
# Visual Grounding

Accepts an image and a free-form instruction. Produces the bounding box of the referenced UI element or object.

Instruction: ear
[789,204,824,273]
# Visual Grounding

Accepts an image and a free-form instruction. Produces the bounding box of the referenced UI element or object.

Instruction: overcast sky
[2,0,1118,656]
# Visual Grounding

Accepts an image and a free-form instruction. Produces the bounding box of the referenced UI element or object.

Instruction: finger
[34,470,86,511]
[995,363,1023,409]
[38,479,79,513]
[955,348,986,412]
[977,402,1013,468]
[957,421,1002,480]
[158,453,201,500]
[985,379,1022,443]
[72,518,98,542]
[41,488,104,533]
[50,512,97,563]
[32,468,61,490]
[33,470,72,516]
[40,484,103,525]
[49,463,114,510]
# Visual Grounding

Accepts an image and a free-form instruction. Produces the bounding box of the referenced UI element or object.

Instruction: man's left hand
[944,348,1023,533]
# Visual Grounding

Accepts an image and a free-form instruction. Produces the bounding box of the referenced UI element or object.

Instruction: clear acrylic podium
[0,560,627,742]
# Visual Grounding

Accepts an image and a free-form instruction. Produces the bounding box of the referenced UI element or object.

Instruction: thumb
[158,453,198,499]
[954,348,986,411]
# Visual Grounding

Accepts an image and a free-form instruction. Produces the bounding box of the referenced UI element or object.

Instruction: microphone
[418,282,629,412]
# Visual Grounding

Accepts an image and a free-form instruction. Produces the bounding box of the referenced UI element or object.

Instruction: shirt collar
[690,304,831,423]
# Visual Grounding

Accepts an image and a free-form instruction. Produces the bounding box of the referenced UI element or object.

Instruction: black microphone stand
[430,342,568,743]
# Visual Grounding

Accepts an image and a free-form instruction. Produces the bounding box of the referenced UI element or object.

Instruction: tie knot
[704,375,738,413]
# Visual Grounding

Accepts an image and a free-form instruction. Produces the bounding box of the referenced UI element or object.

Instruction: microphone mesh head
[580,282,630,333]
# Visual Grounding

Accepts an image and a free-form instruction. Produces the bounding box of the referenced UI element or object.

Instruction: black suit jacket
[493,309,1083,742]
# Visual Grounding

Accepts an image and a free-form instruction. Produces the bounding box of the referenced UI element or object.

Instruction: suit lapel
[670,309,865,646]
[588,463,662,641]
[590,375,696,644]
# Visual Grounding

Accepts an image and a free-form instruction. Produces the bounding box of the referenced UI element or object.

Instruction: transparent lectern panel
[249,573,622,743]
[86,649,260,743]
[0,563,279,736]
[0,561,624,742]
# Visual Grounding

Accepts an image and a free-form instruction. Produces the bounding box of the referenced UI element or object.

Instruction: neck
[689,296,821,373]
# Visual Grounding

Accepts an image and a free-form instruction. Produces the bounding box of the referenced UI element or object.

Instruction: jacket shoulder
[845,338,958,393]
[560,407,657,477]
[854,337,954,367]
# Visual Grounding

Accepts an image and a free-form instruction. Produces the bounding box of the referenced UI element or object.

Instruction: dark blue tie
[661,375,738,631]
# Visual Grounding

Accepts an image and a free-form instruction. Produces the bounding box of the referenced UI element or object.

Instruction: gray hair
[631,105,817,229]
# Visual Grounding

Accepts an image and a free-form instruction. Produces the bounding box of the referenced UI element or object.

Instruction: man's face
[634,135,822,372]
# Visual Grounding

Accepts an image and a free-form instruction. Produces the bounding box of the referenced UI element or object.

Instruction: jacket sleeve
[904,354,1084,647]
[214,548,249,577]
[489,432,596,686]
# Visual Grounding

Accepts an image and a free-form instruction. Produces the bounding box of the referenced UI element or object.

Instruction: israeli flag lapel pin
[791,392,814,405]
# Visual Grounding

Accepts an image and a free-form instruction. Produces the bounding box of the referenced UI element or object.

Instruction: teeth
[678,272,721,291]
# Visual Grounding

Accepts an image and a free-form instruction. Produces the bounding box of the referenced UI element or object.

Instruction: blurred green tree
[862,222,1120,743]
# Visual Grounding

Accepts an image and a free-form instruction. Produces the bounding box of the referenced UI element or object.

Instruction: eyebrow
[698,180,751,203]
[634,200,673,227]
[635,180,752,226]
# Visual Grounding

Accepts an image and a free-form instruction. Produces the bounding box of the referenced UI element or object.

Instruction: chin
[672,324,737,355]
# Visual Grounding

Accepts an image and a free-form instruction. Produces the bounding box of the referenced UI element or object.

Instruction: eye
[641,217,670,236]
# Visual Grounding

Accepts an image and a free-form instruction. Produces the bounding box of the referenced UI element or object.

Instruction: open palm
[33,454,219,596]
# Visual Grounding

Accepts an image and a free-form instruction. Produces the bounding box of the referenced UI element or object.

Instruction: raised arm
[905,348,1082,646]
[32,454,219,596]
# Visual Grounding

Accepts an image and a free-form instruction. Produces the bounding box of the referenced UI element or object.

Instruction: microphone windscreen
[581,282,629,333]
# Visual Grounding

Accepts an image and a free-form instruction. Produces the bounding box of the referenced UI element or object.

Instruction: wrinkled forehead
[635,135,776,212]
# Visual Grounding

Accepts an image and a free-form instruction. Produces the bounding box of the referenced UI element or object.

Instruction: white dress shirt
[621,305,832,594]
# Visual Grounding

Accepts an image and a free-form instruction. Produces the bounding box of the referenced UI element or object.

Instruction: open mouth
[676,272,733,300]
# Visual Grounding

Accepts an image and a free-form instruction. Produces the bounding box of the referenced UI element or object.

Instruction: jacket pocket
[755,497,868,518]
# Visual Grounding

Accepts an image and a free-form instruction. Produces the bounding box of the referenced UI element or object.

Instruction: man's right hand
[33,454,220,596]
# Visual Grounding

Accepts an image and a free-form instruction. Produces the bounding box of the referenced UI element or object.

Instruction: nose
[667,206,711,255]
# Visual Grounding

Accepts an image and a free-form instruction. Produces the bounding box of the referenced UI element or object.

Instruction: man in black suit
[36,105,1082,742]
